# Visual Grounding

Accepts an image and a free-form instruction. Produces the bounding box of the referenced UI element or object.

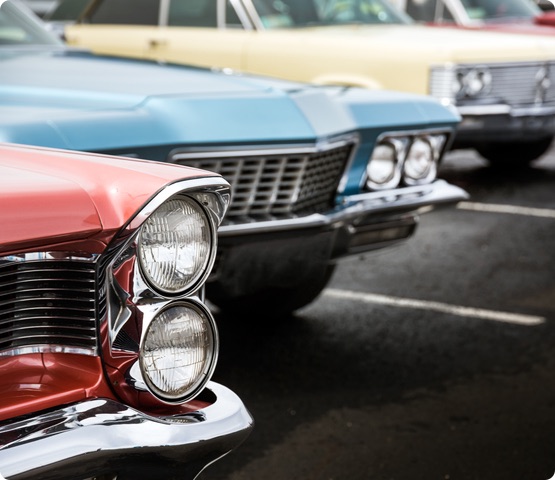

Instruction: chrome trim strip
[159,0,170,26]
[123,177,230,234]
[458,105,555,116]
[239,0,264,30]
[227,0,253,29]
[0,253,98,263]
[0,382,253,480]
[218,180,468,236]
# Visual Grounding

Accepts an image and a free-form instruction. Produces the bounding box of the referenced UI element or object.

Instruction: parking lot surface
[200,148,555,480]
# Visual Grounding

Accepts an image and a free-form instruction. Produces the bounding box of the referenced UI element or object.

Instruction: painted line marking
[457,201,555,219]
[324,289,545,326]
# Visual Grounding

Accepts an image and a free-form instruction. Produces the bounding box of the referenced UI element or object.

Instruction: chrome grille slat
[170,142,353,223]
[0,259,98,355]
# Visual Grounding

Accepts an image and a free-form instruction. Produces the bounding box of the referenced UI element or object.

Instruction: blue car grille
[170,141,354,224]
[0,259,98,356]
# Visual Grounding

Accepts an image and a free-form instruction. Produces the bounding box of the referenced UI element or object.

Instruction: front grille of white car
[170,140,354,224]
[430,61,555,107]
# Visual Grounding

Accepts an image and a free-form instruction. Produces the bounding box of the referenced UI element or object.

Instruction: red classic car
[393,0,555,34]
[0,143,252,480]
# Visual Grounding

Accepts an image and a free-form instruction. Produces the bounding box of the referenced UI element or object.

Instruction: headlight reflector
[138,197,212,294]
[140,303,217,402]
[366,141,402,190]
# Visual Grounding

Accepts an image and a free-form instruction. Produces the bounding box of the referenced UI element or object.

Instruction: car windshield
[0,0,62,45]
[459,0,540,21]
[251,0,412,28]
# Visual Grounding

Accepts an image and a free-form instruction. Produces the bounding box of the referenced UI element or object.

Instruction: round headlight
[138,197,212,295]
[366,142,401,190]
[403,138,436,185]
[140,302,218,403]
[455,68,491,98]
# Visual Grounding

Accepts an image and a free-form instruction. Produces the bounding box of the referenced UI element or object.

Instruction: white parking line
[457,201,555,219]
[324,289,546,326]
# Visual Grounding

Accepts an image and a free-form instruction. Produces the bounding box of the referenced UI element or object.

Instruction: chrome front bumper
[454,104,555,146]
[0,382,253,480]
[219,180,467,238]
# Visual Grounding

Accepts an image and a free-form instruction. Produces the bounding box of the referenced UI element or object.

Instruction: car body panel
[0,47,460,193]
[0,143,218,252]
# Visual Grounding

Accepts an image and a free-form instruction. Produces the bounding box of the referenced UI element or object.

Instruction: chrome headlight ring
[366,131,450,191]
[137,195,215,296]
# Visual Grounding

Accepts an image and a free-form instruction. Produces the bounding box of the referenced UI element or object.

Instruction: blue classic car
[0,0,467,316]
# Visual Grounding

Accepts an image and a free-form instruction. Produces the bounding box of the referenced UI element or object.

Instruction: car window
[225,0,242,26]
[251,0,411,27]
[168,0,217,27]
[45,0,91,21]
[0,1,62,45]
[405,0,455,22]
[86,0,160,25]
[459,0,539,20]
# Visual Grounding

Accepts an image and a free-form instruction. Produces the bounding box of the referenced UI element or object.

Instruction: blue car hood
[0,49,459,151]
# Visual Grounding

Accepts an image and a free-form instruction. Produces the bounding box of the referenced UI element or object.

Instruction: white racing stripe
[457,201,555,219]
[324,289,546,326]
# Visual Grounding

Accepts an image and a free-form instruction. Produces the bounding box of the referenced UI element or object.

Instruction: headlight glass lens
[404,138,434,182]
[140,303,217,402]
[139,197,211,294]
[367,142,400,190]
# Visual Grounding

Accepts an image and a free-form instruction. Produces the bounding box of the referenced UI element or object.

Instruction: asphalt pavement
[199,147,555,480]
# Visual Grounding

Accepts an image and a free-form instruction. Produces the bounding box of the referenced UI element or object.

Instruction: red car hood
[0,143,216,254]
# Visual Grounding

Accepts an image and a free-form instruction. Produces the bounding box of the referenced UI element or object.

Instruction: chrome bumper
[0,382,253,480]
[219,180,467,238]
[455,104,555,144]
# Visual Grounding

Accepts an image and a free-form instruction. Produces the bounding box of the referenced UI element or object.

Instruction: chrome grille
[0,259,97,356]
[487,62,555,107]
[431,61,555,107]
[170,141,354,223]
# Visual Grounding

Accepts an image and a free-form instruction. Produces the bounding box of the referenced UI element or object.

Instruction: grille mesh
[170,143,353,224]
[0,260,97,355]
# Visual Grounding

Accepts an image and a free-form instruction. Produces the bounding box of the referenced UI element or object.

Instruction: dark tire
[207,265,336,318]
[476,137,553,167]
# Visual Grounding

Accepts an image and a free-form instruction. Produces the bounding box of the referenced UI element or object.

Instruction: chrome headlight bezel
[365,130,451,191]
[137,195,216,297]
[101,177,231,408]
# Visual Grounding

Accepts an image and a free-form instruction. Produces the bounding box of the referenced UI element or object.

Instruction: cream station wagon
[66,0,555,166]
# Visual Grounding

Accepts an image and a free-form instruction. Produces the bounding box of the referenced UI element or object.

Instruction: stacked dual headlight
[137,196,217,403]
[105,180,229,406]
[366,133,447,191]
